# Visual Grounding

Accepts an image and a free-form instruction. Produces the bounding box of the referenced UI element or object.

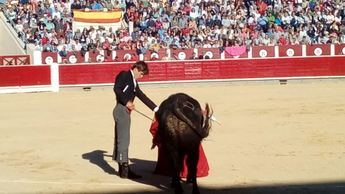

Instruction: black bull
[155,93,212,194]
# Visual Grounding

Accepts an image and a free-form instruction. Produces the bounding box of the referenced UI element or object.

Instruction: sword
[134,109,154,121]
[135,109,221,125]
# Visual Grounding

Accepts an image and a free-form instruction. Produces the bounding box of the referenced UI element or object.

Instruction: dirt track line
[0,179,143,186]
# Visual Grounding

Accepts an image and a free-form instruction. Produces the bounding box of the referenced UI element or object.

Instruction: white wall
[0,12,26,56]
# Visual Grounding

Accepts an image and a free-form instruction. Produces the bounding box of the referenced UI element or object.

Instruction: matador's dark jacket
[113,70,157,111]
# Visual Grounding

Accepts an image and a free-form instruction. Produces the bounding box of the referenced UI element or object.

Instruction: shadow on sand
[81,150,171,191]
[82,150,117,175]
[81,150,345,194]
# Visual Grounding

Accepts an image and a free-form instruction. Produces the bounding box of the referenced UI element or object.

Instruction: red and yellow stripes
[73,10,123,23]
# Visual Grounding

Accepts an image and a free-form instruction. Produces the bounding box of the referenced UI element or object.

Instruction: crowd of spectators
[1,0,345,59]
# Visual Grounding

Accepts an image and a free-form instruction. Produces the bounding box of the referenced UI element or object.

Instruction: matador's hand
[126,101,135,111]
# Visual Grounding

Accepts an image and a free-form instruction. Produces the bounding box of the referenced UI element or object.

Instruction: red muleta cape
[149,120,209,178]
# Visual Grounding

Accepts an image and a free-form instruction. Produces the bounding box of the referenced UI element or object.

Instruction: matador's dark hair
[131,61,149,75]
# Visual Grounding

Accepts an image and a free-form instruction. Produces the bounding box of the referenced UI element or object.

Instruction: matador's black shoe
[118,163,142,179]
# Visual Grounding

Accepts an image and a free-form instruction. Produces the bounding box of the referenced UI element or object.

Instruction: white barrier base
[0,85,58,94]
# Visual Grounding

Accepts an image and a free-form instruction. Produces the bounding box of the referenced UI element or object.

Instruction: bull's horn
[210,115,221,125]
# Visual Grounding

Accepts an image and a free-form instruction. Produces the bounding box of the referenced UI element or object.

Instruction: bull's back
[156,93,203,130]
[164,113,202,150]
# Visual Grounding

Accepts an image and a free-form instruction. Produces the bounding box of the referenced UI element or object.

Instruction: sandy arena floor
[0,79,345,194]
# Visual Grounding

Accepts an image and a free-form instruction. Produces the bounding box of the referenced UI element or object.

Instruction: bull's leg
[167,147,184,194]
[186,146,200,194]
[172,172,183,194]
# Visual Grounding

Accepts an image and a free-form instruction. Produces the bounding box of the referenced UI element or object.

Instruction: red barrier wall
[1,57,345,88]
[58,57,345,85]
[59,63,131,85]
[0,65,51,87]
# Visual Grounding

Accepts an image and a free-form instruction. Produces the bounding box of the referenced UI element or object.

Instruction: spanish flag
[73,9,122,23]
